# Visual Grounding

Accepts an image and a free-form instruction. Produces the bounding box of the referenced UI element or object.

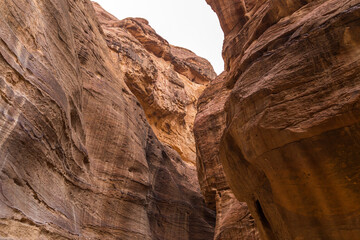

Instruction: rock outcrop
[203,0,360,239]
[93,2,216,164]
[0,1,215,239]
[194,72,259,240]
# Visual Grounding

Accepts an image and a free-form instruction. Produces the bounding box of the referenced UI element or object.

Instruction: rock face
[0,1,215,239]
[194,72,259,240]
[204,0,360,239]
[93,2,216,164]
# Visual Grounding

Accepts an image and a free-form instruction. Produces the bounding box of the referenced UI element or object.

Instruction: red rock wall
[194,72,260,239]
[204,0,360,239]
[0,1,215,239]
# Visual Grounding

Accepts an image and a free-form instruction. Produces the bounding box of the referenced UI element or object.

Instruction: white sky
[94,0,224,74]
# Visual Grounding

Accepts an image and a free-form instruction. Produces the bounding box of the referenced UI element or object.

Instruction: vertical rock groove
[194,72,260,239]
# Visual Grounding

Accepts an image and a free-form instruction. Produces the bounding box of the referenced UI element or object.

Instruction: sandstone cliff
[194,72,259,240]
[93,2,216,165]
[0,1,215,239]
[202,0,360,239]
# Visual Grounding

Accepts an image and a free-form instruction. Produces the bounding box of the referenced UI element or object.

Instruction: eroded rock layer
[205,0,360,239]
[93,2,216,165]
[194,72,259,240]
[0,1,215,239]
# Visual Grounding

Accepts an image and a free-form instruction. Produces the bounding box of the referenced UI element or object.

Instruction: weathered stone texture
[93,2,216,164]
[204,0,360,239]
[0,1,215,239]
[195,71,260,240]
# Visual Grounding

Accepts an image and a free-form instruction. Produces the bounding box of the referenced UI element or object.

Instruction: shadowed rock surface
[204,0,360,239]
[0,1,215,239]
[194,72,259,240]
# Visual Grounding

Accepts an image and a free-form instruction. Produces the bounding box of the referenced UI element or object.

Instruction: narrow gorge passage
[1,0,360,240]
[95,4,261,239]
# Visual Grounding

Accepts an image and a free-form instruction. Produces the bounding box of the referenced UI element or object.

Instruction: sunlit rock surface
[204,0,360,239]
[0,1,215,239]
[93,2,216,165]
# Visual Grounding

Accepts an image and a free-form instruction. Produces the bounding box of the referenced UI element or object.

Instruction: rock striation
[204,0,360,239]
[93,2,216,165]
[0,1,215,239]
[194,72,259,240]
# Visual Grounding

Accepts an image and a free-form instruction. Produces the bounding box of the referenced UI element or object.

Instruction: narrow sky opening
[94,0,224,74]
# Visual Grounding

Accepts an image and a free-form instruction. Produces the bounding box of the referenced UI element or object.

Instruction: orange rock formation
[0,1,215,239]
[94,2,216,165]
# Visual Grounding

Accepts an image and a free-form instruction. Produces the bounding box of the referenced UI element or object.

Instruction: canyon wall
[202,0,360,239]
[0,1,215,239]
[194,72,259,240]
[94,2,216,164]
